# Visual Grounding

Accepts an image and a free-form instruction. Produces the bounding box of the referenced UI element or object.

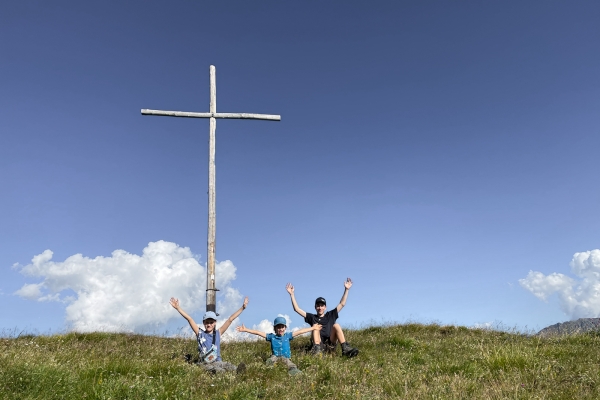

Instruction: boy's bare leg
[312,328,321,345]
[329,323,345,345]
[329,323,359,357]
[309,328,323,355]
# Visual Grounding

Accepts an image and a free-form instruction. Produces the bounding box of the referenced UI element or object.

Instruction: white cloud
[519,271,574,301]
[14,283,44,300]
[15,241,243,332]
[472,321,493,329]
[519,249,600,319]
[221,318,274,342]
[223,314,306,342]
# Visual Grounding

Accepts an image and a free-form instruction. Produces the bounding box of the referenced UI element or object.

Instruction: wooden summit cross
[141,65,280,314]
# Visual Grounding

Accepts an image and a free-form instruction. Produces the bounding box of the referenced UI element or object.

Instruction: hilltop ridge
[3,323,600,398]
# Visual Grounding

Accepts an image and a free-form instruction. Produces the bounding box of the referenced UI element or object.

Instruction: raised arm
[286,283,307,318]
[292,323,322,338]
[219,296,249,335]
[170,297,199,336]
[235,323,267,339]
[336,278,353,313]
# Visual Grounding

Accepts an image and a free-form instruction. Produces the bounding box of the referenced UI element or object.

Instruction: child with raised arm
[286,278,359,357]
[170,296,248,374]
[236,317,322,376]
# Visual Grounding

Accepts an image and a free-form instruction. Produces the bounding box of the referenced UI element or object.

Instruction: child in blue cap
[170,296,248,373]
[236,317,321,375]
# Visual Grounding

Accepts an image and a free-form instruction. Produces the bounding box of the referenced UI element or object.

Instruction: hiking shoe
[341,343,359,358]
[309,343,323,356]
[265,357,276,367]
[288,367,302,376]
[236,362,246,374]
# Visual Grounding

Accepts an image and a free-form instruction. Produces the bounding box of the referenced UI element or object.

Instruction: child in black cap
[285,278,359,357]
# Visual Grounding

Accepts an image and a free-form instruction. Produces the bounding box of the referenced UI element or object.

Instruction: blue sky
[2,1,600,336]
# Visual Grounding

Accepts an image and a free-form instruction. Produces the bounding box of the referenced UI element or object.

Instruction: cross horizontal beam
[141,109,281,121]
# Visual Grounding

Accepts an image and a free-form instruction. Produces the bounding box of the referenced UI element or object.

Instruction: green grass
[2,324,600,399]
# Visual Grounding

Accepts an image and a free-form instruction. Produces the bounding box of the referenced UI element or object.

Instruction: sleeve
[330,308,339,321]
[304,313,314,325]
[286,332,294,341]
[265,333,273,342]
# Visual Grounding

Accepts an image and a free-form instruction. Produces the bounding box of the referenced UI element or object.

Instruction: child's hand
[236,324,247,333]
[344,278,353,290]
[169,297,180,309]
[313,324,322,331]
[242,296,249,309]
[285,283,295,295]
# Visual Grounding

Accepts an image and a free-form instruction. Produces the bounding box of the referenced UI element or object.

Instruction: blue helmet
[273,316,287,326]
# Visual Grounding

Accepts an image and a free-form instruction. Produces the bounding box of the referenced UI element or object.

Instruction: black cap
[315,297,326,305]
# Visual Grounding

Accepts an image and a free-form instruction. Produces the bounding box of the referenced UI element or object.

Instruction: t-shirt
[304,308,339,339]
[197,329,221,361]
[266,332,293,358]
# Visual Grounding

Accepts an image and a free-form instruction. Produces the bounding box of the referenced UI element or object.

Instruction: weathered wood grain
[141,65,280,314]
[141,109,281,121]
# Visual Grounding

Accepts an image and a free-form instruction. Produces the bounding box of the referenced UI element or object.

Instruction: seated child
[170,296,248,374]
[286,278,359,357]
[236,317,321,376]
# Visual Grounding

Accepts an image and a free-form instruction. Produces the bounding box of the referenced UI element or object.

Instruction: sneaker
[236,362,246,374]
[288,367,302,376]
[341,343,359,358]
[309,343,323,356]
[265,357,276,367]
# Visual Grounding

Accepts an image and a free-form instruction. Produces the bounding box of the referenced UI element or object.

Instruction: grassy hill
[2,323,600,399]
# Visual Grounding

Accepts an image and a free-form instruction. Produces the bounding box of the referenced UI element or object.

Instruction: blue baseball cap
[273,316,287,326]
[203,311,218,321]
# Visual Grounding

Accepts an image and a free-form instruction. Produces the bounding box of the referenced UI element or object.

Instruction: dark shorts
[309,336,337,353]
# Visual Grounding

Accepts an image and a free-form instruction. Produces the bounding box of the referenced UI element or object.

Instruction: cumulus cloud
[14,283,44,300]
[224,314,305,342]
[472,321,493,329]
[15,241,242,333]
[519,249,600,319]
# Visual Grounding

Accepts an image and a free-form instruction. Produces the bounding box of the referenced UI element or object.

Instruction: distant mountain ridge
[537,318,600,337]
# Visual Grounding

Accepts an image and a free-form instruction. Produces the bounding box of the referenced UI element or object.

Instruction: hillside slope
[2,324,600,399]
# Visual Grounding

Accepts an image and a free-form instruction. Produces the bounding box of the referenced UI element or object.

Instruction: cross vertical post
[141,65,280,314]
[207,66,217,312]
